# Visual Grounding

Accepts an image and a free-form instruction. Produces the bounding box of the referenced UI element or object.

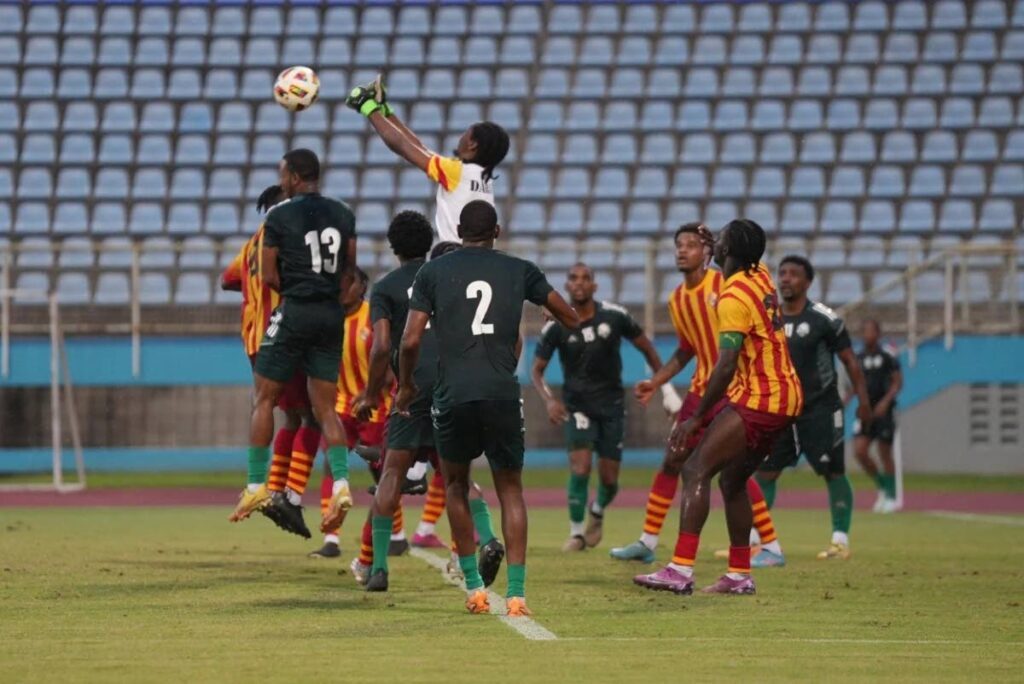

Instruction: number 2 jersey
[716,264,803,417]
[409,247,553,410]
[262,192,356,301]
[426,156,495,244]
[222,226,279,358]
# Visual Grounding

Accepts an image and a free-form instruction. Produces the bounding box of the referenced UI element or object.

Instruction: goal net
[0,288,86,493]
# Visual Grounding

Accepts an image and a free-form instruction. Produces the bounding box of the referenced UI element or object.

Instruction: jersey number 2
[304,228,342,274]
[466,281,494,336]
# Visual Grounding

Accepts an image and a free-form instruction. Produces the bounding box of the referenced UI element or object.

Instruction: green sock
[506,564,526,599]
[755,475,777,509]
[470,498,496,546]
[873,472,886,491]
[371,515,392,574]
[568,472,590,525]
[827,475,853,534]
[881,473,897,499]
[247,446,269,485]
[593,482,618,515]
[327,445,349,481]
[459,555,484,591]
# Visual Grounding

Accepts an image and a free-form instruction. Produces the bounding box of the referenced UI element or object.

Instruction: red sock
[358,518,373,565]
[729,546,751,575]
[285,426,321,495]
[671,531,700,567]
[320,472,337,535]
[747,478,778,544]
[421,470,446,525]
[268,428,296,493]
[642,470,678,536]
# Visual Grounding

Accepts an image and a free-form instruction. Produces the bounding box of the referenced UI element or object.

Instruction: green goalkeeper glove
[345,83,382,117]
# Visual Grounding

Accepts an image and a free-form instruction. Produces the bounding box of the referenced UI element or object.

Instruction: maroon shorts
[675,392,729,450]
[339,413,387,450]
[730,403,796,457]
[249,354,310,412]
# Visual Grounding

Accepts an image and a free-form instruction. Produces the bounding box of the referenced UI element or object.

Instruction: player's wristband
[660,384,681,401]
[380,102,395,117]
[360,99,383,117]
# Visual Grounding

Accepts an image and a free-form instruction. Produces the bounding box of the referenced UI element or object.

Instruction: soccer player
[228,149,357,526]
[755,256,873,560]
[853,319,903,513]
[634,219,802,596]
[345,75,510,243]
[610,224,785,568]
[531,263,664,552]
[221,185,320,538]
[397,201,578,616]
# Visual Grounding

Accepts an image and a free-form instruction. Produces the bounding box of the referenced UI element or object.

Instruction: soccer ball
[273,66,320,112]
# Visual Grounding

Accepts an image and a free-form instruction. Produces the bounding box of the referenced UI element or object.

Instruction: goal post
[0,289,86,493]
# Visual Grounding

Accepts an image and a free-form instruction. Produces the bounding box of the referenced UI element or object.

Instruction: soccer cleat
[350,558,371,586]
[816,543,851,560]
[478,538,506,588]
[320,482,353,533]
[411,532,446,548]
[879,497,901,514]
[583,513,604,548]
[228,484,271,522]
[632,566,694,595]
[262,492,311,539]
[701,574,756,595]
[309,541,340,559]
[872,491,887,513]
[609,541,656,563]
[365,569,389,592]
[401,476,428,496]
[562,535,587,552]
[506,597,531,617]
[465,589,490,614]
[388,538,410,557]
[352,442,381,464]
[751,548,786,568]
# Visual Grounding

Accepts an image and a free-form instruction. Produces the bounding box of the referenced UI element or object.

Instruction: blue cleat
[751,548,786,568]
[610,540,656,563]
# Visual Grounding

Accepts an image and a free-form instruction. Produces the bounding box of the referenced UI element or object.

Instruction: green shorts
[564,410,625,462]
[387,389,436,452]
[431,399,525,471]
[854,412,897,445]
[762,401,845,476]
[254,299,344,384]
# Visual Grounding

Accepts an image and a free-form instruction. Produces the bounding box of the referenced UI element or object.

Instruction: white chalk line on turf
[409,547,558,642]
[926,511,1024,527]
[560,637,1021,646]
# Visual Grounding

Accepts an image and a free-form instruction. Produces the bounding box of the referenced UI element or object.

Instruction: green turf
[4,468,1023,493]
[1,505,1022,682]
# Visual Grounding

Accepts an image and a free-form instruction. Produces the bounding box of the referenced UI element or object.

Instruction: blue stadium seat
[61,38,94,67]
[711,167,747,198]
[17,168,52,199]
[720,68,754,97]
[664,4,697,32]
[609,68,644,98]
[761,67,794,96]
[516,168,551,199]
[978,97,1014,126]
[769,35,803,65]
[1005,130,1024,160]
[963,31,998,61]
[914,64,948,95]
[950,164,987,196]
[809,34,842,64]
[20,67,54,98]
[921,130,958,162]
[587,202,623,234]
[427,37,461,67]
[625,202,660,233]
[677,101,710,130]
[692,36,727,65]
[990,63,1023,94]
[738,4,773,32]
[864,99,899,130]
[761,133,796,164]
[810,237,846,267]
[618,37,651,67]
[568,101,599,131]
[789,167,825,198]
[624,5,657,33]
[939,98,974,128]
[562,134,597,164]
[632,169,668,199]
[701,3,735,33]
[601,134,636,165]
[0,102,15,131]
[458,69,492,99]
[166,203,201,235]
[827,272,864,305]
[174,135,209,166]
[834,66,869,96]
[939,200,976,232]
[204,70,237,101]
[174,7,208,36]
[557,168,592,199]
[169,169,203,200]
[713,101,748,131]
[542,37,576,66]
[800,132,835,163]
[128,203,163,235]
[798,66,831,96]
[59,134,93,164]
[713,132,751,165]
[550,5,582,33]
[869,166,906,197]
[422,69,455,99]
[550,203,584,234]
[992,164,1024,195]
[281,38,314,67]
[255,102,287,133]
[13,202,48,234]
[57,69,91,99]
[681,133,716,164]
[874,65,907,95]
[138,6,170,36]
[884,33,919,63]
[822,201,857,233]
[494,69,528,99]
[130,169,165,201]
[684,68,718,98]
[21,134,55,163]
[640,102,673,131]
[640,134,676,165]
[962,130,999,161]
[488,102,521,131]
[500,36,535,66]
[22,102,57,132]
[654,37,688,66]
[924,32,958,62]
[136,135,169,165]
[881,131,917,162]
[854,1,890,30]
[899,201,935,233]
[672,169,707,198]
[829,166,865,197]
[179,103,212,133]
[789,100,823,130]
[409,102,443,132]
[395,168,425,200]
[512,202,545,232]
[752,100,785,131]
[580,37,613,67]
[536,69,568,98]
[135,37,168,67]
[522,134,556,165]
[743,201,777,231]
[893,1,928,29]
[979,199,1016,231]
[204,204,241,235]
[89,203,125,235]
[209,169,242,201]
[55,168,89,201]
[174,273,211,305]
[0,133,11,162]
[572,69,607,98]
[244,38,278,68]
[909,165,947,197]
[934,0,967,29]
[212,136,246,166]
[782,201,817,233]
[749,167,785,198]
[1004,31,1024,59]
[208,38,241,67]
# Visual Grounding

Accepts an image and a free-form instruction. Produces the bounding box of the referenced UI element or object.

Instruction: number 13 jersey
[409,247,553,410]
[263,192,356,301]
[716,264,803,417]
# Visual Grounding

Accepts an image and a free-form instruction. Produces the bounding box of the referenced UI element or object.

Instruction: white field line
[926,511,1024,526]
[409,547,558,642]
[560,637,1022,646]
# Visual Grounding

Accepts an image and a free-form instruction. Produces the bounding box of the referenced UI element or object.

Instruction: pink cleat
[632,566,695,595]
[411,532,446,549]
[701,574,756,595]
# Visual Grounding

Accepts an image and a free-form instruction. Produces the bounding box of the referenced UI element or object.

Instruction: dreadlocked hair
[724,219,767,275]
[387,210,434,260]
[469,121,510,184]
[256,185,284,214]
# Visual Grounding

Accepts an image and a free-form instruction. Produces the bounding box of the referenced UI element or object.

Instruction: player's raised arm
[636,348,692,408]
[345,76,433,172]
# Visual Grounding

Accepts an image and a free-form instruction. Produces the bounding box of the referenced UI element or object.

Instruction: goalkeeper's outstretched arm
[366,110,432,173]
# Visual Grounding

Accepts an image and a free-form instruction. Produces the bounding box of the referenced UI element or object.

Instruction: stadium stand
[0,0,1021,314]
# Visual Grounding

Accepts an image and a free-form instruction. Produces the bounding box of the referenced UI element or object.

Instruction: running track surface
[1,487,1021,513]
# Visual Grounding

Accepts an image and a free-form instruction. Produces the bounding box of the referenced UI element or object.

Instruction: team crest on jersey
[597,322,612,339]
[796,322,811,337]
[359,327,371,342]
[568,334,579,343]
[707,293,718,308]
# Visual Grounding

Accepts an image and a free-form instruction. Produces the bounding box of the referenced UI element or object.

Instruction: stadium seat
[865,99,899,130]
[722,67,756,96]
[939,200,976,233]
[761,133,796,164]
[950,164,987,196]
[750,167,785,198]
[899,201,936,233]
[550,203,584,234]
[720,133,756,164]
[672,169,707,199]
[17,168,52,199]
[204,203,240,235]
[798,67,831,96]
[781,201,816,233]
[789,167,825,199]
[829,166,865,197]
[167,204,202,235]
[14,202,49,234]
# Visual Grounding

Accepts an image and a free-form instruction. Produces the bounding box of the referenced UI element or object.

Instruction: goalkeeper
[346,75,510,245]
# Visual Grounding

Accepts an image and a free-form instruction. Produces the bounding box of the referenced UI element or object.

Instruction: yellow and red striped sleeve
[426,155,463,192]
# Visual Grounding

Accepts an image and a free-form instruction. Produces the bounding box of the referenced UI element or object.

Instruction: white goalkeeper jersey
[426,155,495,243]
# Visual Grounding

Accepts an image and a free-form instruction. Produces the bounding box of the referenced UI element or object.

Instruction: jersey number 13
[304,228,342,274]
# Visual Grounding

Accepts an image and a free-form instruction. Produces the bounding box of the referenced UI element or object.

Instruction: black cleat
[401,476,427,496]
[365,569,389,592]
[388,538,410,557]
[308,541,340,559]
[262,492,312,539]
[478,538,506,588]
[352,442,382,463]
[367,485,377,495]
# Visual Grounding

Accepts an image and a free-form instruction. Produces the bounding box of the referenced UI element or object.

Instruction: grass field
[2,500,1022,683]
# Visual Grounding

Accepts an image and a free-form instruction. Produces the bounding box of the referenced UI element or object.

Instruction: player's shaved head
[457,200,499,243]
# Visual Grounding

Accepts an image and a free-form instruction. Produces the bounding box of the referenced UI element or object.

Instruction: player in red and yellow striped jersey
[221,186,320,539]
[634,219,802,597]
[613,224,784,568]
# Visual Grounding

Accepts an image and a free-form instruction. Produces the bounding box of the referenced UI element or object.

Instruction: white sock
[762,540,783,555]
[285,488,301,506]
[570,521,585,537]
[323,533,339,545]
[406,461,427,480]
[749,528,762,545]
[726,572,749,580]
[831,531,849,546]
[390,531,406,542]
[590,501,604,517]
[667,562,693,577]
[416,521,436,536]
[246,483,261,493]
[331,478,349,496]
[639,533,659,550]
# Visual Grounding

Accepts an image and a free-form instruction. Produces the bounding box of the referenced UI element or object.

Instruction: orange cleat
[506,597,531,617]
[465,589,490,614]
